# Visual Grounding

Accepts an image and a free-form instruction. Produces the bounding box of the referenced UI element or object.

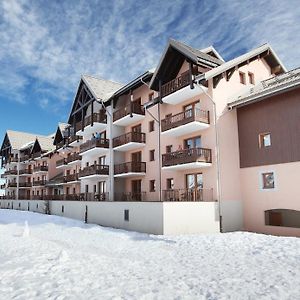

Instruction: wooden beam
[213,74,223,89]
[226,67,235,81]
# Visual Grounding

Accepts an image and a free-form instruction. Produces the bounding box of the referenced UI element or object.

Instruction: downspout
[16,150,20,201]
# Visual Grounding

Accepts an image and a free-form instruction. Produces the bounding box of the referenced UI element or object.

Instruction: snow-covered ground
[0,210,299,300]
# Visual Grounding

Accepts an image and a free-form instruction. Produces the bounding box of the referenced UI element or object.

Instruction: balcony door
[131,180,142,201]
[184,136,201,149]
[131,151,141,162]
[132,124,141,133]
[186,173,203,201]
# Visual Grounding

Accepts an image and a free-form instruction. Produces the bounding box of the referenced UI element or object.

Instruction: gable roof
[150,39,223,90]
[228,67,300,109]
[36,135,55,152]
[200,46,225,62]
[198,43,286,82]
[4,130,43,151]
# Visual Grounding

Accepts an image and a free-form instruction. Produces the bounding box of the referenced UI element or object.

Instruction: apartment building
[228,68,300,237]
[0,39,290,235]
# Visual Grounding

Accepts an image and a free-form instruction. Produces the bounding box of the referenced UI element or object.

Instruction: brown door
[131,180,142,201]
[269,211,282,226]
[132,124,142,132]
[186,173,203,201]
[131,151,141,162]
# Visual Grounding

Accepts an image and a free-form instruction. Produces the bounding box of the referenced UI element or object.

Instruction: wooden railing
[162,188,214,202]
[118,192,146,201]
[80,138,109,153]
[161,108,210,132]
[113,102,145,122]
[79,164,109,178]
[64,173,79,182]
[113,132,146,148]
[161,72,191,98]
[68,135,83,144]
[66,153,82,164]
[32,180,47,186]
[19,182,33,188]
[76,112,107,132]
[56,158,67,167]
[8,157,18,163]
[162,147,212,167]
[56,140,66,150]
[19,169,32,175]
[33,165,48,172]
[20,155,31,162]
[114,161,146,175]
[7,182,17,188]
[4,170,17,176]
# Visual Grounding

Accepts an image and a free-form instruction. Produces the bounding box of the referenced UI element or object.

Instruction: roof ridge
[82,74,123,86]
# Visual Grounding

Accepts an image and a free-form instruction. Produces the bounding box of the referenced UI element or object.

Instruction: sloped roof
[228,67,300,109]
[58,122,69,132]
[36,135,55,152]
[5,130,43,150]
[81,74,123,102]
[200,43,286,81]
[200,46,225,62]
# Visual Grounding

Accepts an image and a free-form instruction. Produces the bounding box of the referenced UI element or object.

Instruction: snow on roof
[200,46,225,62]
[36,135,56,152]
[6,130,43,150]
[228,67,300,109]
[81,74,123,102]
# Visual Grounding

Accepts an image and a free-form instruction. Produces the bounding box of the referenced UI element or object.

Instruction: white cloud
[0,0,299,110]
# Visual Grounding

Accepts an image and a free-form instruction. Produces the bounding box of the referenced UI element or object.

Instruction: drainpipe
[195,80,223,232]
[16,150,20,201]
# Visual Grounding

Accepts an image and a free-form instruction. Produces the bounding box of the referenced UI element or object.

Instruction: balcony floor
[113,142,145,152]
[162,161,212,171]
[76,122,107,136]
[114,172,146,178]
[162,84,207,105]
[79,147,109,157]
[113,114,145,127]
[162,121,209,137]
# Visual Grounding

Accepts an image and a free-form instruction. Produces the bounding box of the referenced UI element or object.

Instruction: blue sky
[0,0,300,141]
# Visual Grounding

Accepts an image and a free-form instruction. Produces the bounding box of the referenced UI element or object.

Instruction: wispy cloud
[0,0,299,111]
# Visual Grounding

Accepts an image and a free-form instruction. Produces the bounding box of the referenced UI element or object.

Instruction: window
[248,72,255,84]
[239,71,246,84]
[149,120,155,132]
[259,133,271,148]
[262,172,275,189]
[124,209,129,221]
[148,92,154,101]
[184,136,201,149]
[166,145,173,153]
[85,185,89,193]
[265,209,300,228]
[62,205,64,213]
[166,178,174,190]
[149,180,156,192]
[149,150,155,161]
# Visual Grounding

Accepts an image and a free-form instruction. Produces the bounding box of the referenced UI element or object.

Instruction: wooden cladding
[113,132,146,148]
[80,138,109,153]
[161,108,210,132]
[114,161,146,175]
[79,164,109,178]
[237,88,300,168]
[113,102,145,122]
[162,147,212,167]
[161,72,190,98]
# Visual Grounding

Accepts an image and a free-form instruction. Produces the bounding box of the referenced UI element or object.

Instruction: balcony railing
[67,153,82,164]
[162,147,212,167]
[56,158,67,168]
[0,184,5,189]
[56,140,66,150]
[33,165,48,172]
[32,180,47,186]
[20,155,31,162]
[19,169,32,175]
[76,112,107,132]
[43,193,108,201]
[113,132,146,148]
[162,188,214,202]
[79,164,109,178]
[64,173,79,182]
[161,109,210,132]
[7,182,17,188]
[8,157,18,163]
[19,182,33,188]
[113,102,145,122]
[32,152,43,159]
[4,170,17,176]
[161,72,190,98]
[114,162,146,175]
[68,135,83,144]
[118,192,146,201]
[80,138,109,154]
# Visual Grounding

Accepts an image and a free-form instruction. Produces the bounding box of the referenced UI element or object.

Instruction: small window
[248,72,255,84]
[259,133,271,148]
[19,203,21,208]
[166,178,174,190]
[166,145,173,153]
[149,180,156,192]
[148,92,154,101]
[124,209,129,221]
[149,150,155,161]
[149,120,155,132]
[239,72,246,84]
[262,172,275,189]
[62,205,64,213]
[36,204,38,209]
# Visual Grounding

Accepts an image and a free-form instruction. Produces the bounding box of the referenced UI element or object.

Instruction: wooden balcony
[79,138,109,156]
[33,165,48,173]
[114,162,146,177]
[19,169,32,175]
[8,157,18,164]
[32,180,47,186]
[66,153,82,165]
[20,155,31,163]
[76,112,107,136]
[160,72,207,105]
[19,182,33,188]
[56,140,66,150]
[63,173,79,183]
[162,147,212,170]
[113,132,146,151]
[117,192,146,201]
[161,108,210,137]
[4,170,17,176]
[56,158,67,168]
[7,182,17,188]
[162,188,214,202]
[68,134,83,146]
[113,102,145,126]
[78,164,109,179]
